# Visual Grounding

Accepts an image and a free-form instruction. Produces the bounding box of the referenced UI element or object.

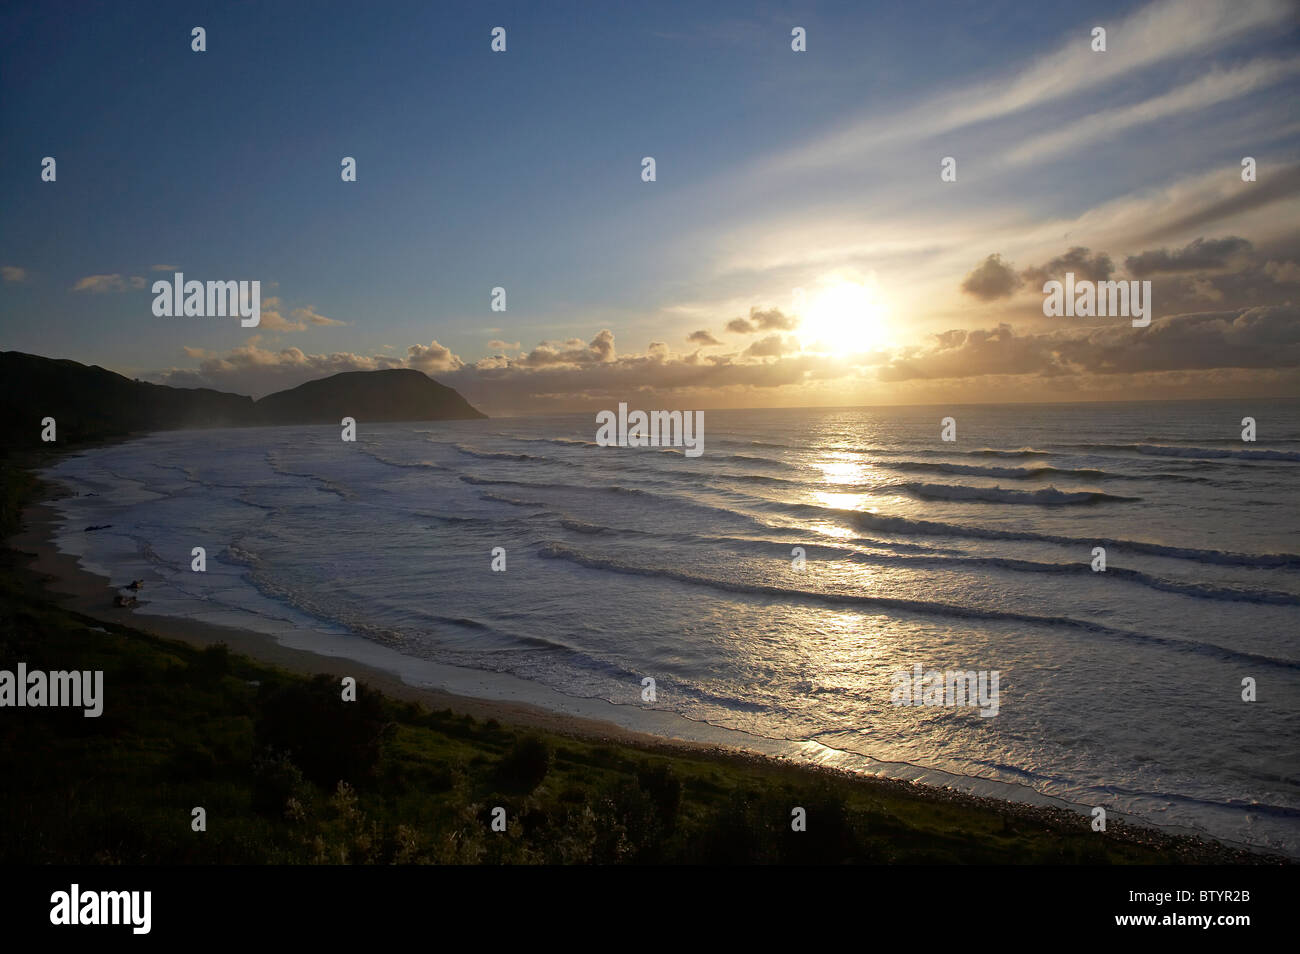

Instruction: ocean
[42,398,1300,855]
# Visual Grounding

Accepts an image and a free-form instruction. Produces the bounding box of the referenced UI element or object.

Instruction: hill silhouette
[255,368,485,425]
[1,352,485,449]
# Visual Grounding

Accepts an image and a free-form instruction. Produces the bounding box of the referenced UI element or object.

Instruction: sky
[1,0,1298,415]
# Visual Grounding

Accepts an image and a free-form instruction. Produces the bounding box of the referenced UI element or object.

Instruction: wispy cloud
[258,298,346,332]
[1006,56,1300,164]
[757,0,1294,177]
[1136,163,1300,243]
[72,274,145,293]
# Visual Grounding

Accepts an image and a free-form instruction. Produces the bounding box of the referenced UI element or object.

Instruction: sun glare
[798,279,894,355]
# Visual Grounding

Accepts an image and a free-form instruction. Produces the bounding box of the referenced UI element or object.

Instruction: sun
[797,279,894,354]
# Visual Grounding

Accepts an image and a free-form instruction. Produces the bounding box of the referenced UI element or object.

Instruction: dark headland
[0,351,486,449]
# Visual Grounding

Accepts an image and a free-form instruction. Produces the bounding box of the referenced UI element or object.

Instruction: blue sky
[2,0,1298,413]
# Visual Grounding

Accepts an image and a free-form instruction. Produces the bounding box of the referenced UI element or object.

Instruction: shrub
[251,750,309,817]
[254,675,390,788]
[495,735,552,793]
[636,762,682,831]
[191,643,231,683]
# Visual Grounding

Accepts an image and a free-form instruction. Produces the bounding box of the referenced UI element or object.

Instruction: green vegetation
[0,459,1276,864]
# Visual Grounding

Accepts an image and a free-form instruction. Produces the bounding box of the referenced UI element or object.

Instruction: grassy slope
[0,457,1278,864]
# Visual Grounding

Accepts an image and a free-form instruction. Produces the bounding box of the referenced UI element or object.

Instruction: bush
[254,675,390,788]
[589,780,663,864]
[779,790,859,864]
[636,762,682,831]
[191,643,231,683]
[167,740,218,782]
[251,751,309,817]
[495,735,552,793]
[693,792,772,864]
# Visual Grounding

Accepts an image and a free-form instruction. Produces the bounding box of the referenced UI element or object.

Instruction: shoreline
[10,454,1290,863]
[15,495,690,752]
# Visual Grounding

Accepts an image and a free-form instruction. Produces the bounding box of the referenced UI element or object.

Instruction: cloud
[1139,253,1300,315]
[153,327,840,409]
[1137,163,1300,243]
[487,339,521,351]
[959,237,1295,315]
[1006,56,1300,164]
[745,334,798,358]
[725,307,797,333]
[72,273,139,293]
[445,337,831,410]
[1185,277,1224,301]
[256,298,296,332]
[1125,236,1253,277]
[515,329,617,367]
[687,330,722,346]
[406,340,464,373]
[151,264,180,271]
[756,0,1295,177]
[880,324,1066,380]
[151,299,1300,414]
[879,305,1300,381]
[1,266,27,283]
[1021,247,1115,286]
[291,305,344,327]
[960,254,1023,300]
[748,306,798,330]
[256,298,345,332]
[1055,306,1300,374]
[1264,260,1300,283]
